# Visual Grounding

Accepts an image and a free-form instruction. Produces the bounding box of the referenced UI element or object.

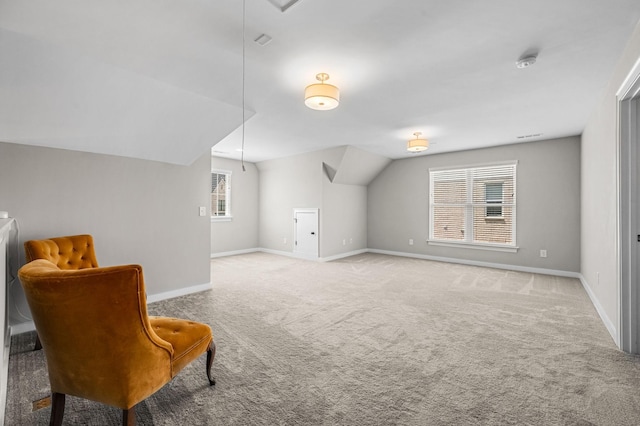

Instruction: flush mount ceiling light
[304,73,340,111]
[407,132,429,152]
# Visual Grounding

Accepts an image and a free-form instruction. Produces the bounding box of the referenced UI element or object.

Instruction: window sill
[427,239,518,253]
[211,216,233,222]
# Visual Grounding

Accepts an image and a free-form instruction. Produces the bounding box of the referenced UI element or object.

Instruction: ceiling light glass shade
[304,73,339,110]
[407,132,429,152]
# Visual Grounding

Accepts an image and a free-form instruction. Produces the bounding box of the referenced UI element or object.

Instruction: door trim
[617,56,640,353]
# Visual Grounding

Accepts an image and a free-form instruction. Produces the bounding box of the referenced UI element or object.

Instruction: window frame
[211,169,232,222]
[428,161,518,252]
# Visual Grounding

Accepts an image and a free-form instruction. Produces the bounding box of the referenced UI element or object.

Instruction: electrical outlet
[349,238,353,244]
[283,238,287,244]
[342,239,346,246]
[409,239,414,246]
[540,249,547,258]
[199,206,206,216]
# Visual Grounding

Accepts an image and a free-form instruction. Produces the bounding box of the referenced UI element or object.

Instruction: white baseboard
[367,248,582,278]
[258,248,316,260]
[213,246,582,279]
[578,274,618,345]
[10,321,35,336]
[211,248,260,258]
[147,282,212,304]
[320,249,368,262]
[256,248,368,262]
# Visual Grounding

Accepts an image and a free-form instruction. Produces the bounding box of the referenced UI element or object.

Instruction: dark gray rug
[6,253,640,425]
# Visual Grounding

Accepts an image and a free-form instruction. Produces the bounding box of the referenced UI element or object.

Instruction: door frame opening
[617,57,640,353]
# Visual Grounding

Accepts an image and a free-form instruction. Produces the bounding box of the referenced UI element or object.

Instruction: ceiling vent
[254,34,272,46]
[516,133,543,140]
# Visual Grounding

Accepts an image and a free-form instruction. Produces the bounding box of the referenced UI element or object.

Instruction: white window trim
[211,169,232,220]
[428,161,518,252]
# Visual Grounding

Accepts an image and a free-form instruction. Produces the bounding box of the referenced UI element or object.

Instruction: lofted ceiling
[1,0,640,165]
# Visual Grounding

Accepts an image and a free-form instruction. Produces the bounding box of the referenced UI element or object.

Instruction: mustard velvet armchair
[19,243,216,426]
[24,234,99,350]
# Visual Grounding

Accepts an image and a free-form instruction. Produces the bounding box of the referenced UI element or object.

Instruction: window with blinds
[429,162,517,249]
[211,171,231,218]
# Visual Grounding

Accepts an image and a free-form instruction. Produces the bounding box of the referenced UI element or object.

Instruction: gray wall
[581,19,640,338]
[321,180,367,257]
[257,149,323,254]
[368,137,581,272]
[319,146,368,258]
[0,141,211,326]
[257,146,371,258]
[210,157,259,255]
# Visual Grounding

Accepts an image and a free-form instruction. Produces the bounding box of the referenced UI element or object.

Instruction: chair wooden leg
[49,393,65,426]
[34,334,42,351]
[206,341,216,386]
[123,405,136,426]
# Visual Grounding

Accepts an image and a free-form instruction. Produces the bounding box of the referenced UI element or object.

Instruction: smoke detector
[516,55,537,69]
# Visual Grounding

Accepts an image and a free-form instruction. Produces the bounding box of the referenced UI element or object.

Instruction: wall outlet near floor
[342,239,346,246]
[349,238,353,244]
[540,249,547,258]
[409,239,414,246]
[283,237,287,244]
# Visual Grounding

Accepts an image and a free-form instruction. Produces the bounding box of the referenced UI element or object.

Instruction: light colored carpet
[6,252,640,425]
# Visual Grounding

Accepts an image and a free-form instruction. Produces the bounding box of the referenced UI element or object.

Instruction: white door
[294,208,318,258]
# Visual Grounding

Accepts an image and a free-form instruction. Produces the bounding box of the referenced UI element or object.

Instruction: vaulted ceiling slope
[1,1,640,165]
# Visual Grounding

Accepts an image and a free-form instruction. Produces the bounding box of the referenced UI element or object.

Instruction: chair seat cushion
[149,316,213,376]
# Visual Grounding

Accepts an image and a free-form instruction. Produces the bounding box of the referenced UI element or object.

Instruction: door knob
[311,232,315,235]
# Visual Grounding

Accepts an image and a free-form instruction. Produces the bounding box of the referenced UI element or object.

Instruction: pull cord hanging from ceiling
[241,0,246,172]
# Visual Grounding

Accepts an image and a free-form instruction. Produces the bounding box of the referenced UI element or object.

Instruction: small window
[211,171,231,219]
[485,182,503,218]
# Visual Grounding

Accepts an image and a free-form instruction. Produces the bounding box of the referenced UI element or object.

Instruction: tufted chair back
[24,234,98,270]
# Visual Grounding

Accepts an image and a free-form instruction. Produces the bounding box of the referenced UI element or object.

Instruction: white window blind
[211,171,231,218]
[429,162,516,249]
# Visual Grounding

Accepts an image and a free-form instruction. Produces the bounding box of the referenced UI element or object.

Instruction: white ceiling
[1,0,640,165]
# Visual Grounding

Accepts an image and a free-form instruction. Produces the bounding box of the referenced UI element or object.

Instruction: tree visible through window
[211,171,231,218]
[429,162,516,248]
